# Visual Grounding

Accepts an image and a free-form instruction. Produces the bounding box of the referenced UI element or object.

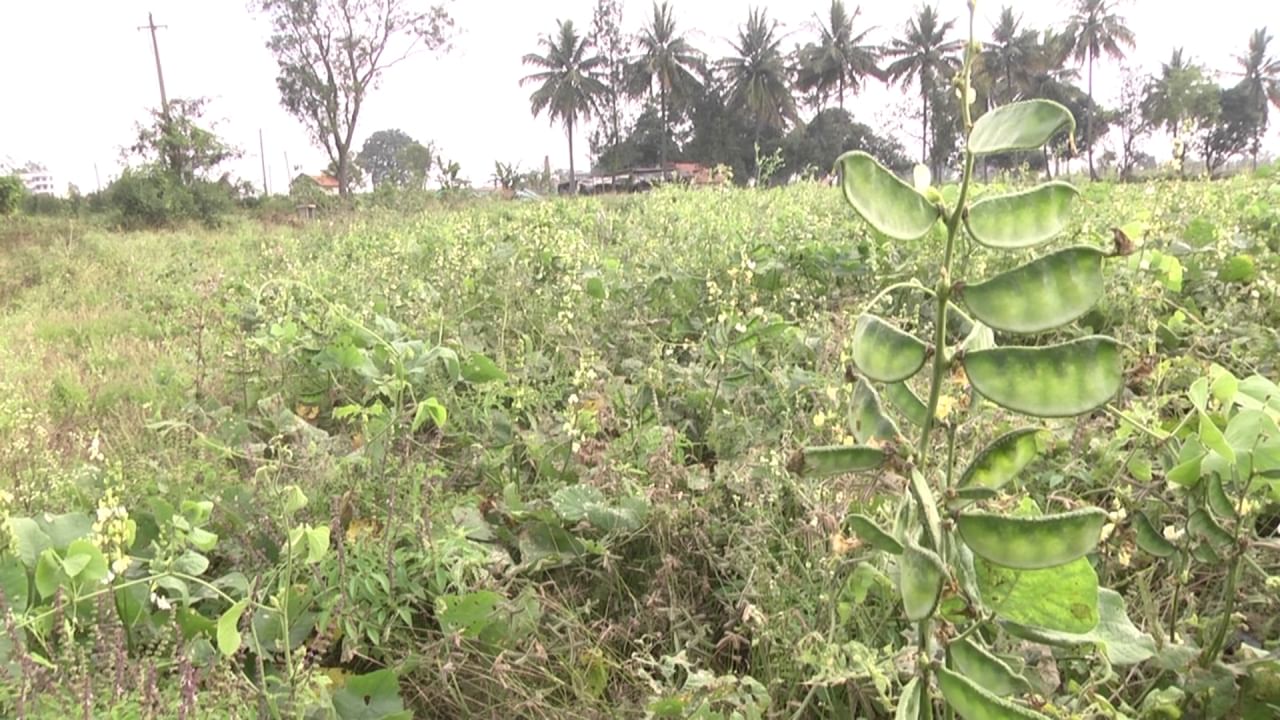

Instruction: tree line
[521,0,1280,192]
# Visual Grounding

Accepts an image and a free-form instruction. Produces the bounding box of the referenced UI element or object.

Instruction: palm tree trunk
[660,84,669,168]
[839,74,846,110]
[1086,54,1096,181]
[921,85,930,165]
[568,117,577,195]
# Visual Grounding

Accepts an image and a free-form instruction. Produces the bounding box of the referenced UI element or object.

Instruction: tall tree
[129,97,240,187]
[256,0,453,198]
[589,0,630,166]
[1235,27,1280,169]
[984,7,1038,104]
[1142,49,1219,176]
[794,2,881,111]
[522,20,608,194]
[1064,0,1135,180]
[885,5,962,168]
[628,2,704,167]
[723,9,799,151]
[356,129,433,189]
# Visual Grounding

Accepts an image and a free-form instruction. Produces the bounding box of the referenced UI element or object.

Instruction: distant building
[19,169,55,196]
[291,173,341,196]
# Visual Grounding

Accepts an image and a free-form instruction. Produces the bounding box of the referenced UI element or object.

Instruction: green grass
[0,177,1278,718]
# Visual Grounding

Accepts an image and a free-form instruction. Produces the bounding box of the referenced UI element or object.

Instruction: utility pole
[259,129,269,196]
[137,12,170,121]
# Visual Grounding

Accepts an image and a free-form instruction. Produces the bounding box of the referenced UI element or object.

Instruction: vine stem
[914,5,978,718]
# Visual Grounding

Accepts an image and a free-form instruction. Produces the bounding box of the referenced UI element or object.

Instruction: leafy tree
[793,1,881,111]
[1116,68,1152,180]
[722,9,799,153]
[1142,49,1220,176]
[522,20,608,195]
[129,97,239,187]
[1199,84,1260,176]
[685,66,758,181]
[885,5,962,168]
[0,175,25,216]
[256,0,453,198]
[782,107,910,178]
[983,7,1039,104]
[589,0,631,167]
[357,129,433,189]
[1234,27,1280,169]
[1064,0,1135,180]
[628,2,704,168]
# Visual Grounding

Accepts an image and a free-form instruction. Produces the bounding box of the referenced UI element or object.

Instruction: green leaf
[283,485,308,515]
[188,527,219,553]
[894,677,922,720]
[1199,412,1235,465]
[899,541,946,621]
[836,151,941,240]
[1001,589,1155,666]
[173,550,210,576]
[958,428,1048,493]
[963,336,1123,418]
[977,555,1100,633]
[798,445,887,478]
[411,397,447,432]
[217,600,247,657]
[960,247,1105,334]
[437,591,501,637]
[333,669,408,720]
[9,518,52,568]
[1220,255,1258,283]
[585,275,606,299]
[550,484,605,522]
[0,557,29,614]
[34,549,63,599]
[949,637,1033,697]
[65,539,107,585]
[846,514,903,555]
[850,314,928,383]
[937,665,1049,719]
[460,354,505,384]
[305,526,330,564]
[958,508,1106,570]
[1210,367,1240,407]
[848,378,902,444]
[1132,512,1177,558]
[965,182,1079,250]
[885,381,928,427]
[969,99,1075,156]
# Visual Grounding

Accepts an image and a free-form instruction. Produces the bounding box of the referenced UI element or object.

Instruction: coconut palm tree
[885,5,962,165]
[1141,49,1218,176]
[522,20,608,194]
[628,1,704,167]
[1064,0,1135,180]
[1235,27,1280,169]
[984,7,1039,103]
[722,8,799,148]
[794,1,881,111]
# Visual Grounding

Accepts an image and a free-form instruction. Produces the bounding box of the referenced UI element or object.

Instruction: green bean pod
[957,508,1107,570]
[1187,508,1233,550]
[968,99,1076,156]
[851,314,928,383]
[900,540,946,621]
[798,445,887,478]
[949,637,1033,697]
[963,336,1123,418]
[847,514,903,555]
[1131,511,1177,558]
[937,665,1049,720]
[960,247,1105,333]
[1207,473,1237,520]
[837,151,941,240]
[959,428,1048,491]
[965,182,1080,250]
[894,677,923,720]
[885,381,928,427]
[850,378,903,444]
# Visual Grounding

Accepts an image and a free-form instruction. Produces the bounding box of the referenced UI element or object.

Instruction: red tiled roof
[311,174,340,188]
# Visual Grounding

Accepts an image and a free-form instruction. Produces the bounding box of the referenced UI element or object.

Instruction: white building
[19,170,55,196]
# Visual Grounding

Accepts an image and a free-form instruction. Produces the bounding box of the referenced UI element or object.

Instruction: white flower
[151,593,172,611]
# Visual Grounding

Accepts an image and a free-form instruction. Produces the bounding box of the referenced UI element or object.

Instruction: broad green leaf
[958,508,1105,569]
[42,513,93,551]
[173,550,210,576]
[885,381,928,427]
[305,526,330,564]
[894,677,922,720]
[437,591,501,637]
[1220,255,1258,283]
[1237,375,1280,413]
[969,99,1075,156]
[799,445,887,478]
[937,665,1048,719]
[333,669,408,720]
[1187,509,1233,550]
[1189,377,1210,412]
[550,484,605,522]
[189,527,218,552]
[849,378,902,444]
[411,397,447,432]
[10,518,52,568]
[35,549,63,599]
[958,428,1048,492]
[1199,412,1235,465]
[283,485,308,515]
[1210,367,1240,406]
[1167,448,1206,488]
[65,539,107,585]
[217,600,248,657]
[846,514,903,555]
[1002,589,1156,666]
[965,182,1079,249]
[1225,409,1280,453]
[963,336,1123,418]
[0,557,29,614]
[837,151,941,240]
[961,247,1105,333]
[978,555,1099,633]
[899,541,946,621]
[949,637,1033,697]
[1132,512,1177,558]
[850,314,928,383]
[460,354,506,384]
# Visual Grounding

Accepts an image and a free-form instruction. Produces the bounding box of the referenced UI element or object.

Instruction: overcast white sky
[1,1,1275,193]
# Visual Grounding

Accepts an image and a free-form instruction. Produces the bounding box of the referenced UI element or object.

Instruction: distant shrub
[106,167,236,229]
[0,174,25,216]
